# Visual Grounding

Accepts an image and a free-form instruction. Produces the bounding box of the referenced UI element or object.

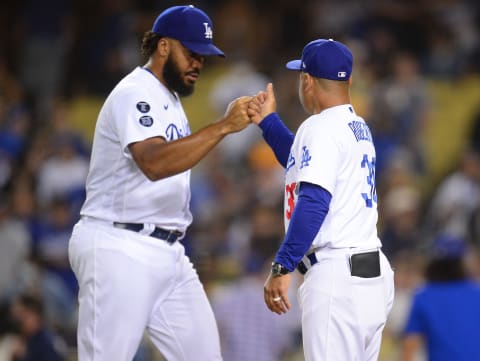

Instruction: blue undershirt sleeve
[274,182,332,272]
[258,112,294,168]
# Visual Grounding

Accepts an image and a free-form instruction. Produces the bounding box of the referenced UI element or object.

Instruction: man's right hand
[221,96,252,134]
[248,82,277,125]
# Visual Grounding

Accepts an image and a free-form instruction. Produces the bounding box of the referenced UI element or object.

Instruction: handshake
[221,83,276,133]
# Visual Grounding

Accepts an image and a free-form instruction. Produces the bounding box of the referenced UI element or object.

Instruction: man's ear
[303,73,314,93]
[156,37,170,57]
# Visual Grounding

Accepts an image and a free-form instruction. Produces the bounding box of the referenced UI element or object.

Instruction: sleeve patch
[136,101,151,113]
[139,115,154,127]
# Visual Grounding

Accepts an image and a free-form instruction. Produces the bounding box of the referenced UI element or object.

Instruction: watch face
[272,264,281,275]
[272,263,287,276]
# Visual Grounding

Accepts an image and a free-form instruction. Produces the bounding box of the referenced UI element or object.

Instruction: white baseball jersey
[70,67,223,361]
[80,67,193,232]
[287,104,394,361]
[284,104,381,250]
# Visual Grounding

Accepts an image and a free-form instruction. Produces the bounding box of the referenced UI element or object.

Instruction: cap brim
[286,59,302,70]
[181,40,225,57]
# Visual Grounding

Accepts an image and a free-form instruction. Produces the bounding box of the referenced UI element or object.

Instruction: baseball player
[248,39,395,361]
[68,5,251,361]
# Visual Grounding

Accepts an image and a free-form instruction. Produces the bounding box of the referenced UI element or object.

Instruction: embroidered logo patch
[136,101,150,113]
[300,146,312,169]
[139,115,154,127]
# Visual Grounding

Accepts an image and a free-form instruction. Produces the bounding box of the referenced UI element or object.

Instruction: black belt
[297,250,381,278]
[113,222,183,244]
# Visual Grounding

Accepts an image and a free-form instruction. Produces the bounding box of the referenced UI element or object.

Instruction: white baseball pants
[298,249,394,361]
[68,218,222,361]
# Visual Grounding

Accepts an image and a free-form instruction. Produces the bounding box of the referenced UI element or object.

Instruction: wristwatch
[271,262,289,277]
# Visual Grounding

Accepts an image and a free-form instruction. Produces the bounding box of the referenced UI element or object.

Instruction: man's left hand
[264,273,291,314]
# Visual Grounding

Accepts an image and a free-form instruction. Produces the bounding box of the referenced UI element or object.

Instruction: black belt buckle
[151,228,182,244]
[349,250,380,278]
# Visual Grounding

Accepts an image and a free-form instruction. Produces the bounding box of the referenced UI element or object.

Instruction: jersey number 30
[361,154,377,208]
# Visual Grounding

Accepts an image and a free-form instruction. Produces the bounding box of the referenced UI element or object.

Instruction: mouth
[185,71,199,83]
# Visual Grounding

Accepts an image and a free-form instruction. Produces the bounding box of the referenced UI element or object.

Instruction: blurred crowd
[1,0,480,360]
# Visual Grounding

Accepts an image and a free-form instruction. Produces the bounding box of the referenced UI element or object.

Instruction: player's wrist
[271,262,290,277]
[258,112,279,130]
[214,117,234,136]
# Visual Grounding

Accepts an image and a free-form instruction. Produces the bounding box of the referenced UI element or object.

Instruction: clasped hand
[247,82,276,125]
[223,82,277,132]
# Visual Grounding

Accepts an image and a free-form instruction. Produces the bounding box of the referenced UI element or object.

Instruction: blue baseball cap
[152,5,225,57]
[286,39,353,80]
[432,234,466,259]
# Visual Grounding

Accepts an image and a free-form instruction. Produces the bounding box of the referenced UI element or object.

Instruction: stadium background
[0,0,479,360]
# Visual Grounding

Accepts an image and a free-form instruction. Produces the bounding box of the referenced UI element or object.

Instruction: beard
[163,54,195,97]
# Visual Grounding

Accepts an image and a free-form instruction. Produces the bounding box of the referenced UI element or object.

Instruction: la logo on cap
[203,23,212,39]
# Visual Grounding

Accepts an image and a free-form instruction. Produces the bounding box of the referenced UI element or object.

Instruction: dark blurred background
[0,0,480,360]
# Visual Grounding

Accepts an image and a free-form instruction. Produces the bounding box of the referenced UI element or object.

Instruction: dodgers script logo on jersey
[166,123,191,141]
[286,152,295,172]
